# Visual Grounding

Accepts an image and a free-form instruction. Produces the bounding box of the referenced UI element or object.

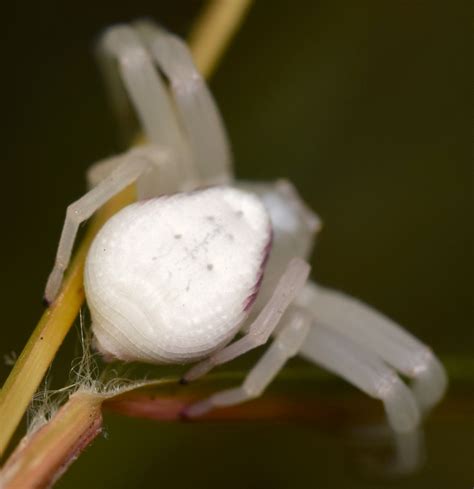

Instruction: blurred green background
[0,0,471,487]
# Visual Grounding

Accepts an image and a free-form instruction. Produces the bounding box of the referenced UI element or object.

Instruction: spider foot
[181,399,212,419]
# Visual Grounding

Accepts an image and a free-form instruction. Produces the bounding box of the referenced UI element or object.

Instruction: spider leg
[133,20,233,185]
[183,307,311,417]
[299,321,427,474]
[297,282,447,414]
[97,24,194,192]
[182,257,311,382]
[354,423,425,476]
[300,320,421,433]
[44,148,161,304]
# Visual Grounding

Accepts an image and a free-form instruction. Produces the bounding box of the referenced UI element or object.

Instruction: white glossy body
[85,187,271,363]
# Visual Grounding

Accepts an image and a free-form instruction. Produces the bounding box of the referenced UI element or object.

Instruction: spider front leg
[184,307,312,418]
[97,24,195,193]
[299,283,448,414]
[98,24,185,153]
[300,319,421,433]
[133,20,233,185]
[182,257,311,383]
[44,147,164,304]
[299,321,427,474]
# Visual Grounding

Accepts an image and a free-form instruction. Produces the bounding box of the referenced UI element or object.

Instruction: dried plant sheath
[0,393,103,489]
[1,389,293,489]
[0,381,366,489]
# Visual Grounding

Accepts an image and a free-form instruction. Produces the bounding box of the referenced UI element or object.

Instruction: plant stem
[0,0,253,457]
[0,392,103,489]
[189,0,253,76]
[0,187,135,458]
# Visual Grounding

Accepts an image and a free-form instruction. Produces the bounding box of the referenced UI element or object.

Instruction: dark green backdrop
[0,1,471,487]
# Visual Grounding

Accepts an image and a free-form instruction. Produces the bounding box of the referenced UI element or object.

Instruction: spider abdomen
[84,186,272,364]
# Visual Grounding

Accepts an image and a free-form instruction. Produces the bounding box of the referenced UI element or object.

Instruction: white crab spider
[45,20,447,449]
